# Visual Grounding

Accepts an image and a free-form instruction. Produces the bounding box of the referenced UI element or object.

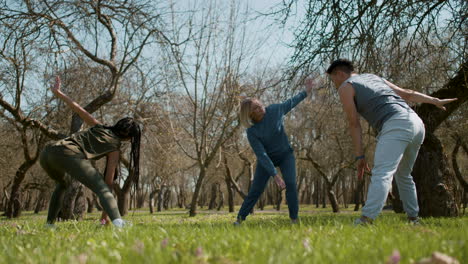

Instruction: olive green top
[55,124,121,160]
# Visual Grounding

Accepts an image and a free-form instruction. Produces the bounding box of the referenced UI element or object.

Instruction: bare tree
[161,0,261,216]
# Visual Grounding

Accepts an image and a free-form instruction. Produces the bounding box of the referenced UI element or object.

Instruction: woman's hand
[274,174,286,190]
[51,76,62,95]
[433,98,458,111]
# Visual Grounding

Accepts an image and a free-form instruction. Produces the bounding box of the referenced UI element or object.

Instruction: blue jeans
[237,151,299,220]
[362,111,425,219]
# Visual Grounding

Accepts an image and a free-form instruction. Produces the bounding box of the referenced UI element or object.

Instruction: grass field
[1,206,466,264]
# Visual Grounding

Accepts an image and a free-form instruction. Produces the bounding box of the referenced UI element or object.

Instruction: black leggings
[40,144,121,223]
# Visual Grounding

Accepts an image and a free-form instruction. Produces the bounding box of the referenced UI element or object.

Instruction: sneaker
[112,218,131,228]
[291,218,300,225]
[233,218,243,226]
[408,217,421,225]
[354,216,373,226]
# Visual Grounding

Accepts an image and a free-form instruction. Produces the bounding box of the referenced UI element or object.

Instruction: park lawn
[0,207,466,264]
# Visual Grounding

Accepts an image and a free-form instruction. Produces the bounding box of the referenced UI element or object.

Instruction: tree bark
[163,188,171,210]
[86,196,95,213]
[208,183,218,210]
[327,186,340,213]
[149,187,158,214]
[217,188,224,211]
[189,168,206,216]
[353,178,366,211]
[114,187,130,216]
[5,164,32,218]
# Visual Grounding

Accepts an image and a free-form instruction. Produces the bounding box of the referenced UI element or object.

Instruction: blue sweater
[246,91,307,177]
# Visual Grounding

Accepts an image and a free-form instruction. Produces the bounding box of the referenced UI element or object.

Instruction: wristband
[355,155,365,161]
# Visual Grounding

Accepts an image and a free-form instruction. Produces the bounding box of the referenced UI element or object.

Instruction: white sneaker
[112,218,130,228]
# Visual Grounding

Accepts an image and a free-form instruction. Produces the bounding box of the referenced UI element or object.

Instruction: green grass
[0,207,466,264]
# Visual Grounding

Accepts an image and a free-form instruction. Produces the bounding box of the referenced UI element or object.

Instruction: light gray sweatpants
[362,110,425,219]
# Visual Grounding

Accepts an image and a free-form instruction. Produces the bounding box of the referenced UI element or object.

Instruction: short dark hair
[326,59,354,74]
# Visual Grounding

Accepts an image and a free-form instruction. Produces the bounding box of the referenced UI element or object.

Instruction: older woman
[235,81,313,225]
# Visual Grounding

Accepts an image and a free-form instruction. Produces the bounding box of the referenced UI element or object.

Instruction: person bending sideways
[40,76,141,228]
[326,59,457,225]
[234,80,314,225]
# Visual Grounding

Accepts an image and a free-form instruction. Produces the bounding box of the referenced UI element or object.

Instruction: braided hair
[106,117,141,186]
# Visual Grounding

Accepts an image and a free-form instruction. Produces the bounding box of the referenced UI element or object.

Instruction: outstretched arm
[384,80,457,110]
[281,91,307,114]
[281,78,315,114]
[51,76,100,126]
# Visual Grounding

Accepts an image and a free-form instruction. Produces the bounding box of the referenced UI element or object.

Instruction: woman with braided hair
[40,76,141,228]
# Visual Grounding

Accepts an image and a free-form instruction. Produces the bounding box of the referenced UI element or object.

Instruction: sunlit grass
[1,207,466,264]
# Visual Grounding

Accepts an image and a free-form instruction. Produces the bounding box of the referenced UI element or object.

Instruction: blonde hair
[240,98,253,128]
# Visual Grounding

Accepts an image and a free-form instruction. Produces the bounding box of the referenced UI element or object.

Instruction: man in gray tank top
[326,59,457,225]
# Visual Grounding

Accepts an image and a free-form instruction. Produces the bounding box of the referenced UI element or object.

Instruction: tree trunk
[86,196,95,213]
[189,168,206,216]
[321,180,327,208]
[208,183,218,210]
[353,178,365,211]
[217,188,224,211]
[327,186,340,213]
[157,186,164,212]
[314,177,320,208]
[163,188,171,210]
[115,188,130,216]
[225,176,235,212]
[34,190,47,214]
[93,194,102,211]
[411,61,467,217]
[341,176,348,208]
[258,194,265,210]
[275,189,282,211]
[177,185,186,209]
[223,155,236,212]
[149,188,158,214]
[411,133,459,217]
[6,160,36,218]
[59,180,82,220]
[24,192,31,211]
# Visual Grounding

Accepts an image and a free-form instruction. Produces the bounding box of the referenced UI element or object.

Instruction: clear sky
[244,0,304,67]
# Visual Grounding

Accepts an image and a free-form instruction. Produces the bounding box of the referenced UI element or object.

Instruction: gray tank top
[345,74,411,132]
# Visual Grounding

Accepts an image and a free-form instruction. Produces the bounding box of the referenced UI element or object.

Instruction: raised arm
[100,150,119,224]
[281,79,314,114]
[384,80,457,110]
[281,91,307,115]
[51,76,100,126]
